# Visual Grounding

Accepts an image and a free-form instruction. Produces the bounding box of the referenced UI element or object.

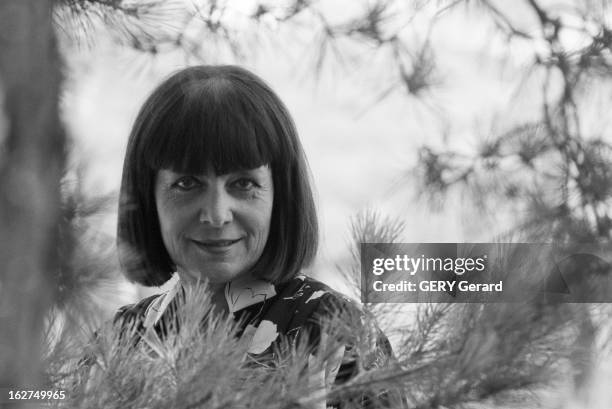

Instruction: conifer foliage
[1,1,611,408]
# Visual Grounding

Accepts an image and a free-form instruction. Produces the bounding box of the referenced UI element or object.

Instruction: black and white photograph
[1,0,612,408]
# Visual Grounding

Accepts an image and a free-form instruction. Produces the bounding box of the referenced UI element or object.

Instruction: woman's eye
[232,178,258,191]
[173,176,200,191]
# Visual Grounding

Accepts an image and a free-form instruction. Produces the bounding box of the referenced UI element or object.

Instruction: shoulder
[278,275,394,356]
[274,275,352,302]
[274,275,356,315]
[267,275,360,340]
[113,293,162,333]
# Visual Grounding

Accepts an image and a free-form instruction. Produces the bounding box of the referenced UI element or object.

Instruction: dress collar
[224,274,277,313]
[143,275,277,329]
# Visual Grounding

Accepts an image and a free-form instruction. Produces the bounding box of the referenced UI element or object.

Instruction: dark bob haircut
[117,65,318,286]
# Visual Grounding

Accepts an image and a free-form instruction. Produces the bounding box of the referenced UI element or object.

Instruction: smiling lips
[191,238,242,249]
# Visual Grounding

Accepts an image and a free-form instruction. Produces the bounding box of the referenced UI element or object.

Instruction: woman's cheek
[158,199,193,246]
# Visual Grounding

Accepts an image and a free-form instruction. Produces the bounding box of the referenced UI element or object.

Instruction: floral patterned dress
[114,274,403,408]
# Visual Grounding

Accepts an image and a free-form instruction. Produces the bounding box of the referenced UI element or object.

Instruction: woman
[114,65,402,408]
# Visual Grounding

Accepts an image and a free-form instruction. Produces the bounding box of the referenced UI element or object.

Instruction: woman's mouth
[191,238,242,251]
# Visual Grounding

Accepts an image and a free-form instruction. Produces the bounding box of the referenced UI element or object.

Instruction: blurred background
[60,0,547,302]
[2,0,612,407]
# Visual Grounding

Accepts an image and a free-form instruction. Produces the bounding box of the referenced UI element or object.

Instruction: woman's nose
[198,188,233,227]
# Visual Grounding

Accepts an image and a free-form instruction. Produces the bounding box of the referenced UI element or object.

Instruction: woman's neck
[178,274,229,314]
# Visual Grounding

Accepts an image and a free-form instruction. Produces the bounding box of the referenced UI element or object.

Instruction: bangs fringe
[143,82,280,175]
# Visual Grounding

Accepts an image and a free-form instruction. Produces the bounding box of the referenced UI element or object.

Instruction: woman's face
[155,165,274,285]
